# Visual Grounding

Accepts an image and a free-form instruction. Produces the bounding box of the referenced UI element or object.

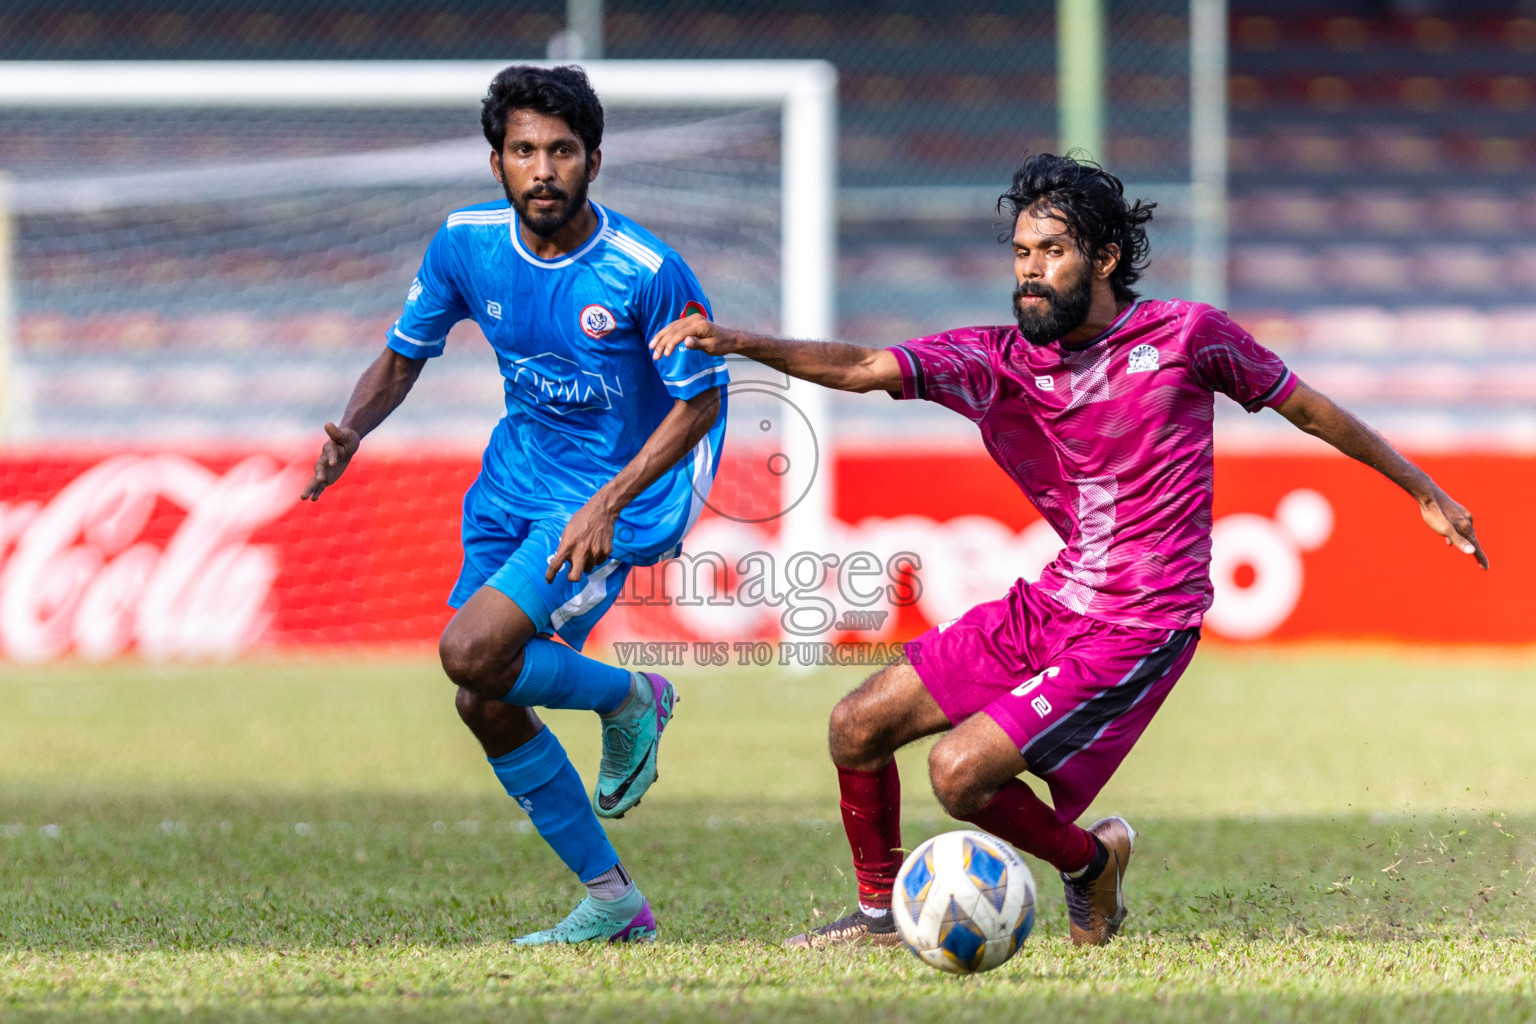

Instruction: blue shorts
[449,479,632,652]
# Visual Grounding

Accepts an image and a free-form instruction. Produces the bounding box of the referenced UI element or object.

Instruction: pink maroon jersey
[889,299,1297,630]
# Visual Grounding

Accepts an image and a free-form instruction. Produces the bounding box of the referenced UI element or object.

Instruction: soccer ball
[891,830,1036,975]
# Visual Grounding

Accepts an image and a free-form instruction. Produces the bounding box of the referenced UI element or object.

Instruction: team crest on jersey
[1127,343,1160,374]
[580,304,617,339]
[680,300,707,320]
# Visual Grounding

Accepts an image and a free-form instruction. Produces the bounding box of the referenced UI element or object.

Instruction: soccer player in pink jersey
[650,153,1487,949]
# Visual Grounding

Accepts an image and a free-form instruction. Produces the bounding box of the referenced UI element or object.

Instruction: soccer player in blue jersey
[300,65,728,944]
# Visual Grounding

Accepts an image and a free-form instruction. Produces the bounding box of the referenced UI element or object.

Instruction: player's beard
[1012,263,1094,345]
[508,177,590,238]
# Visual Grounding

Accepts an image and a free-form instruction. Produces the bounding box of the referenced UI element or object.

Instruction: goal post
[1188,0,1229,309]
[0,173,11,443]
[0,58,836,552]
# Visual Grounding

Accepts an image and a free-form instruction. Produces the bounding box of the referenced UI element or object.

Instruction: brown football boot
[1061,815,1137,946]
[782,909,902,949]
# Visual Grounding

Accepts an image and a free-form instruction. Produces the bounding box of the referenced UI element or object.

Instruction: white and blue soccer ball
[891,829,1036,975]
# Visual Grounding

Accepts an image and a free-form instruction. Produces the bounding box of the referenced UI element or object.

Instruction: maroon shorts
[907,579,1199,824]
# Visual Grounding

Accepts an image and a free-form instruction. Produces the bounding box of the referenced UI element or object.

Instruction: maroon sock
[960,778,1095,874]
[837,762,903,909]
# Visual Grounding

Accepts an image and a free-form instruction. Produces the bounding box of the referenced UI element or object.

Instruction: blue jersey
[388,200,728,566]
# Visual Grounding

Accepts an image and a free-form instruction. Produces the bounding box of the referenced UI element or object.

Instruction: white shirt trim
[675,432,716,550]
[600,227,664,272]
[447,209,513,229]
[664,364,729,389]
[509,202,609,269]
[391,324,444,347]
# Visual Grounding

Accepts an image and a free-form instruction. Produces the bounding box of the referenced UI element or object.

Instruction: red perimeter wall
[0,445,1525,662]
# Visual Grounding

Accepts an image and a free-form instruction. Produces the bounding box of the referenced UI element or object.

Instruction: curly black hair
[481,64,604,156]
[999,153,1156,303]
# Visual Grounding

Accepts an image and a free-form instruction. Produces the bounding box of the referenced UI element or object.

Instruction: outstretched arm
[546,386,723,583]
[300,346,426,501]
[1276,380,1487,568]
[650,315,901,393]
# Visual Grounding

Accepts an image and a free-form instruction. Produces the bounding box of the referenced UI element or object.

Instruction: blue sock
[502,638,632,715]
[489,727,619,883]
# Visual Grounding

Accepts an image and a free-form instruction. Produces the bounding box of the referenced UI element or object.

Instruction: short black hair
[481,64,604,156]
[999,153,1156,303]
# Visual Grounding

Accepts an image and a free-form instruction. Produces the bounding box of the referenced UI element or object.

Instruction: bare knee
[439,629,497,693]
[928,740,992,818]
[437,627,484,688]
[829,660,949,770]
[828,691,888,769]
[438,624,520,695]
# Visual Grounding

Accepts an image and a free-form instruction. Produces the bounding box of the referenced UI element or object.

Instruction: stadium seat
[1500,17,1536,52]
[1385,362,1479,402]
[1237,190,1334,234]
[1479,363,1536,401]
[1394,308,1491,354]
[1297,307,1397,355]
[1485,309,1536,352]
[1335,191,1421,235]
[1321,245,1413,296]
[1289,360,1385,402]
[1423,191,1521,236]
[1231,245,1315,294]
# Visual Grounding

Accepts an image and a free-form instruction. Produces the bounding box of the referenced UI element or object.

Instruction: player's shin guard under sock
[488,726,621,882]
[500,637,632,715]
[960,778,1097,875]
[837,762,903,910]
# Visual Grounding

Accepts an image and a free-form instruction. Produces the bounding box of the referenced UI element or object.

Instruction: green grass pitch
[5,648,1536,1022]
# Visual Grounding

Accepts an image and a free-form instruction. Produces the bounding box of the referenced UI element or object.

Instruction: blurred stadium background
[0,0,1529,663]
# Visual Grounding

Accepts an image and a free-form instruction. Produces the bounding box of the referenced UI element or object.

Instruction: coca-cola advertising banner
[0,446,1524,664]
